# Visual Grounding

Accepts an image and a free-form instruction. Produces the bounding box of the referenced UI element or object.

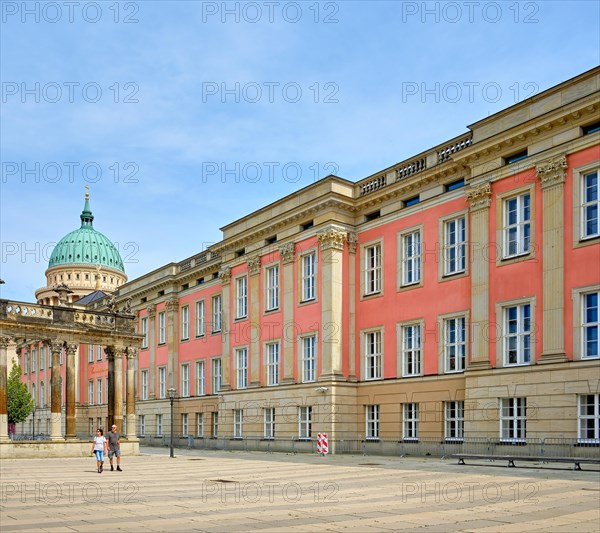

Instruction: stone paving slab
[0,446,598,532]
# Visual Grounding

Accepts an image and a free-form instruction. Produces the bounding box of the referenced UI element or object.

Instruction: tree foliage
[8,361,34,425]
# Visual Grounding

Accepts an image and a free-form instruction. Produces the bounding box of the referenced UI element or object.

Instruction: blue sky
[1,0,599,301]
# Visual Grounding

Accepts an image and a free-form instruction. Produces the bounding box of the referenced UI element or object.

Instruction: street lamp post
[168,387,176,458]
[32,406,36,440]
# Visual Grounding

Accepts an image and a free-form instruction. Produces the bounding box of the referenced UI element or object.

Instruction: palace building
[17,67,600,454]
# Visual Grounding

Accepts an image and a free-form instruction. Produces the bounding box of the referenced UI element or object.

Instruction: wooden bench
[452,454,600,471]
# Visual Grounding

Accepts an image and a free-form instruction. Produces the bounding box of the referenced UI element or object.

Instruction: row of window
[365,395,600,444]
[23,343,106,374]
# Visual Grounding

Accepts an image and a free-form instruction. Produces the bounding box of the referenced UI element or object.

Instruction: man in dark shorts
[107,424,122,471]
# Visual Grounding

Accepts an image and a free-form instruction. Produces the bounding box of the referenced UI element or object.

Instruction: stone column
[280,243,296,384]
[147,305,156,398]
[106,346,115,428]
[536,155,569,363]
[65,343,78,438]
[219,268,232,391]
[49,341,63,439]
[126,348,137,437]
[113,346,126,431]
[317,225,347,381]
[347,233,358,381]
[248,256,261,387]
[465,183,492,369]
[0,336,11,441]
[166,298,179,390]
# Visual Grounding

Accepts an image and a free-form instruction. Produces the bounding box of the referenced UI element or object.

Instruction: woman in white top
[91,428,108,473]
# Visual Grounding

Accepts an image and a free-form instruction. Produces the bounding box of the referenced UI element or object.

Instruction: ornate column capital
[49,340,64,354]
[317,227,347,251]
[218,267,232,285]
[104,345,115,359]
[114,346,127,359]
[65,343,78,356]
[248,255,261,275]
[0,336,13,349]
[278,242,296,264]
[146,304,156,319]
[347,232,359,254]
[126,347,138,359]
[165,297,179,313]
[536,154,567,189]
[465,183,492,211]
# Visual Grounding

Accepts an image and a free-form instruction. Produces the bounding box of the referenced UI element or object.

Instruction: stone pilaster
[317,225,347,381]
[106,346,115,428]
[219,268,232,391]
[113,346,126,431]
[147,305,156,398]
[465,183,492,370]
[49,341,63,439]
[537,155,569,363]
[0,336,11,441]
[347,232,358,381]
[65,343,78,438]
[280,242,296,384]
[125,348,137,437]
[166,298,179,390]
[248,256,261,387]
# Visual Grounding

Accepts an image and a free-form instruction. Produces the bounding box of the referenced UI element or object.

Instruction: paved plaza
[1,447,599,532]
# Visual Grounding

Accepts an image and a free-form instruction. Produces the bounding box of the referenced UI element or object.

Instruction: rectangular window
[211,412,219,438]
[445,401,464,442]
[267,343,280,386]
[582,291,599,358]
[89,418,94,436]
[181,306,190,340]
[138,415,145,437]
[582,170,599,239]
[40,346,45,370]
[211,295,222,333]
[364,331,382,380]
[96,378,102,404]
[24,352,28,374]
[195,300,205,337]
[233,409,243,438]
[301,335,316,383]
[195,361,206,396]
[236,348,248,389]
[365,405,380,440]
[158,311,166,344]
[504,193,531,258]
[402,230,421,286]
[402,324,421,377]
[266,265,279,310]
[444,216,466,275]
[299,406,312,439]
[504,304,531,366]
[39,382,45,408]
[88,344,95,363]
[364,244,382,295]
[264,408,275,439]
[158,367,167,399]
[403,403,419,441]
[141,369,148,400]
[578,394,600,443]
[31,349,36,372]
[236,276,248,319]
[141,318,148,348]
[444,317,466,373]
[211,358,222,393]
[500,398,526,442]
[156,414,163,437]
[197,413,204,438]
[96,345,102,361]
[301,253,316,301]
[181,364,190,397]
[182,413,188,437]
[88,380,94,405]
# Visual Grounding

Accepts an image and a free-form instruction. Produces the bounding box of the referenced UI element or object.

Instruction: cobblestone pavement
[1,446,599,532]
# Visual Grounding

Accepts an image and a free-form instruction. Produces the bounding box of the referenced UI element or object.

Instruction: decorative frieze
[536,154,567,189]
[165,298,179,313]
[465,183,492,211]
[247,255,261,275]
[218,267,232,285]
[317,227,347,251]
[278,242,296,264]
[146,304,156,319]
[347,232,359,254]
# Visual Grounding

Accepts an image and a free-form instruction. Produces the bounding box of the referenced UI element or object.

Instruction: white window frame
[503,303,532,366]
[582,291,599,359]
[211,358,222,393]
[141,318,148,348]
[39,381,45,408]
[141,369,148,400]
[196,413,204,438]
[301,334,317,383]
[195,361,206,396]
[444,401,464,442]
[212,412,219,438]
[266,342,280,386]
[402,403,419,441]
[301,252,316,301]
[180,363,190,398]
[365,404,380,440]
[401,323,422,377]
[96,345,102,361]
[236,347,248,389]
[299,406,312,439]
[181,413,188,437]
[138,415,145,437]
[88,344,95,363]
[443,316,466,373]
[233,409,243,439]
[158,311,167,344]
[195,300,205,337]
[264,407,275,439]
[443,215,466,276]
[266,265,280,311]
[156,414,163,437]
[401,229,421,286]
[158,366,167,399]
[88,380,94,405]
[500,397,527,443]
[40,346,45,370]
[578,394,600,444]
[96,378,102,404]
[363,330,382,380]
[364,243,382,295]
[236,276,248,319]
[581,169,599,239]
[503,192,531,258]
[180,305,190,341]
[211,295,222,333]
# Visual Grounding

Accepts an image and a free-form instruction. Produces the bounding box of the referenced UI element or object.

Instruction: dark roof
[75,290,108,305]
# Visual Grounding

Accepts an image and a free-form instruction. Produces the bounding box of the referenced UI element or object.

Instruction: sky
[1,0,599,302]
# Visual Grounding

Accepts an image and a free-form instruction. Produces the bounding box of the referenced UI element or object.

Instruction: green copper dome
[48,191,125,273]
